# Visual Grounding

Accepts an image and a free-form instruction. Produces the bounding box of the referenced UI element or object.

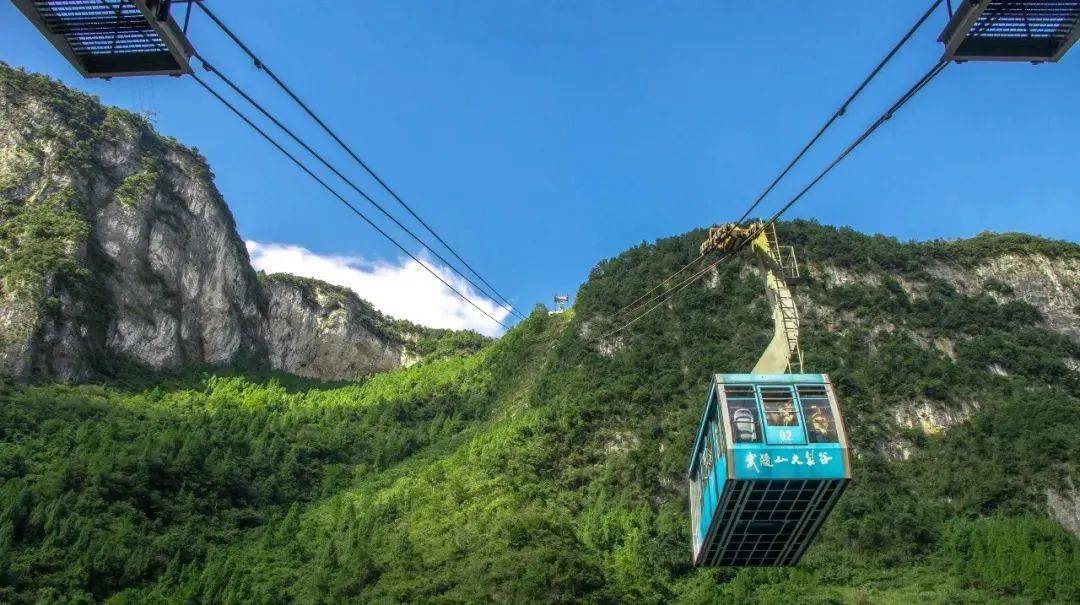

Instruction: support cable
[601,60,949,340]
[182,0,193,34]
[754,61,949,230]
[611,254,708,319]
[732,0,944,225]
[601,252,734,340]
[192,0,520,316]
[607,0,944,322]
[190,73,510,331]
[194,54,525,320]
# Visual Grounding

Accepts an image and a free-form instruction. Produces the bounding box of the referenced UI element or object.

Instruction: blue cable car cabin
[689,374,851,567]
[688,223,851,566]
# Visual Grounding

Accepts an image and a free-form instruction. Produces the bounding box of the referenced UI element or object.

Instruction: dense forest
[2,219,1078,603]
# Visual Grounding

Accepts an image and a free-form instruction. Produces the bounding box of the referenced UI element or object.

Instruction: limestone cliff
[261,274,406,380]
[0,64,421,382]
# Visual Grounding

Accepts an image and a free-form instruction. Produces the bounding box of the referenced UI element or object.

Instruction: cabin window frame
[796,384,839,443]
[760,385,800,427]
[723,384,762,444]
[699,433,714,481]
[757,384,809,445]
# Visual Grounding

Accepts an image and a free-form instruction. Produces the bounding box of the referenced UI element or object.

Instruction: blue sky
[3,2,1078,334]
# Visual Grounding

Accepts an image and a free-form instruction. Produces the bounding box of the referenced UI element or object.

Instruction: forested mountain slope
[2,218,1079,604]
[3,58,1080,605]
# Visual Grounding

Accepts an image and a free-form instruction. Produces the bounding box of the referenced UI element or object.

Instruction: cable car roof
[11,0,194,78]
[940,0,1080,62]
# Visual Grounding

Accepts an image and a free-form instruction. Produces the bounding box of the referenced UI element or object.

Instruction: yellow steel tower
[700,222,802,374]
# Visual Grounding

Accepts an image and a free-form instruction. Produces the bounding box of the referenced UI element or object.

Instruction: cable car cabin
[939,0,1080,63]
[688,374,851,567]
[12,0,195,78]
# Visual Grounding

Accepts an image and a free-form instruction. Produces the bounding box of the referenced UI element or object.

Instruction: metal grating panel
[941,0,1080,62]
[704,479,847,566]
[36,0,168,56]
[12,0,194,77]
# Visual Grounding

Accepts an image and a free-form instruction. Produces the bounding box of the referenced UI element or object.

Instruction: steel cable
[606,0,945,323]
[192,0,521,317]
[194,54,525,320]
[600,60,949,340]
[191,73,510,330]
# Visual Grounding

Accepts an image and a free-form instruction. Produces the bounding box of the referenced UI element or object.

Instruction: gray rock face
[813,257,1080,348]
[1047,480,1080,536]
[0,64,408,382]
[804,256,1079,463]
[928,254,1080,343]
[263,275,405,380]
[92,116,269,372]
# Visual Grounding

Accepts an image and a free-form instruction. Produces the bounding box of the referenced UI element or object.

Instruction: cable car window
[760,387,799,426]
[724,386,761,443]
[728,405,761,443]
[700,436,714,480]
[797,385,837,443]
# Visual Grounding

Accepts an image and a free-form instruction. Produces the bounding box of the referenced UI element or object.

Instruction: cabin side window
[699,432,714,480]
[724,385,761,443]
[797,385,838,443]
[760,386,799,426]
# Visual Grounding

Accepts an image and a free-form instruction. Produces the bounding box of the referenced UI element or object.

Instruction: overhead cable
[192,0,521,317]
[611,254,708,319]
[607,0,945,323]
[190,73,510,331]
[601,60,950,340]
[194,54,524,320]
[733,0,944,225]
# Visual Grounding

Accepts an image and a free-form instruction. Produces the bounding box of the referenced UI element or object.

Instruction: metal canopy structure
[11,0,194,78]
[940,0,1080,62]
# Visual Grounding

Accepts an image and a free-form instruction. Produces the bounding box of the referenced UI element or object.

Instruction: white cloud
[246,241,510,337]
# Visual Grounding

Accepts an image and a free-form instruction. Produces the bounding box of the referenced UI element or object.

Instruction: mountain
[2,64,1080,603]
[0,63,461,383]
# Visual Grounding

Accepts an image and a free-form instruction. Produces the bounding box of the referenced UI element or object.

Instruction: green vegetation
[941,516,1080,602]
[2,62,1078,599]
[0,187,89,303]
[112,158,160,208]
[397,322,490,362]
[1,221,1078,603]
[781,220,1080,272]
[0,353,494,604]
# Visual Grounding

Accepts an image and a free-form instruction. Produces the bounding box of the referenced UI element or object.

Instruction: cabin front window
[725,385,761,443]
[797,385,838,442]
[761,387,799,426]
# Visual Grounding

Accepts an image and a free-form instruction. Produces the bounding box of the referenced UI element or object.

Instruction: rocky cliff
[261,274,407,380]
[0,64,418,382]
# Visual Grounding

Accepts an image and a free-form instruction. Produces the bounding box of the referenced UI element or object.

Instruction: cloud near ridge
[246,241,510,337]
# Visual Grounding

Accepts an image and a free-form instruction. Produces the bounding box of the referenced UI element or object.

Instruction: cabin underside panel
[698,478,848,567]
